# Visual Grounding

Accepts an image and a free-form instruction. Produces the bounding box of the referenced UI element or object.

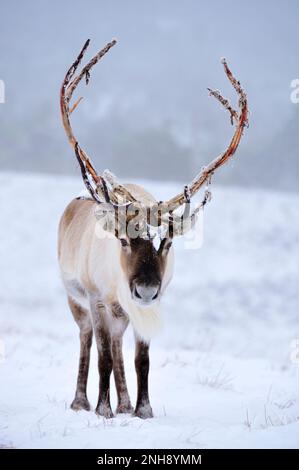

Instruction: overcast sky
[0,0,298,190]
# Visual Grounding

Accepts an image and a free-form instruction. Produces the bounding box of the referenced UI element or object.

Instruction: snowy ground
[0,171,298,449]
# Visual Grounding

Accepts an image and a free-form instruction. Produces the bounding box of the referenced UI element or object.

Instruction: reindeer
[58,39,248,419]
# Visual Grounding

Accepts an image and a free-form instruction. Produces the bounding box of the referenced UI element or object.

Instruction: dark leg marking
[134,336,153,419]
[111,303,133,414]
[90,300,114,419]
[68,296,92,412]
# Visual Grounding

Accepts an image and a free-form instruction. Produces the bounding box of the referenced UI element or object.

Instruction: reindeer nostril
[134,284,159,302]
[134,286,142,299]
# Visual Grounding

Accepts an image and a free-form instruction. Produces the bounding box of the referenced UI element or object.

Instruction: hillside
[0,172,298,448]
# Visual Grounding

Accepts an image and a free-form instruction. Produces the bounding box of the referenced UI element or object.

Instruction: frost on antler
[207,88,238,125]
[103,169,137,203]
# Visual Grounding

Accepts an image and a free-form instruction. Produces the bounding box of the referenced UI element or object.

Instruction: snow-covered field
[0,171,298,449]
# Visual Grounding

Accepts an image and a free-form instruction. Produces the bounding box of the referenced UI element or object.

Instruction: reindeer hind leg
[68,296,93,411]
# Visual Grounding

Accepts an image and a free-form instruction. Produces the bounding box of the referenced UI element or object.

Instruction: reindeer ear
[158,238,172,256]
[94,203,116,233]
[119,237,131,253]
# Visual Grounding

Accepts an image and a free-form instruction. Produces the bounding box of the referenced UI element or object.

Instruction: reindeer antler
[60,39,137,205]
[167,58,248,210]
[156,57,249,236]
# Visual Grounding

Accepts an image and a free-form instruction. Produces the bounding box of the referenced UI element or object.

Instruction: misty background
[0,0,298,190]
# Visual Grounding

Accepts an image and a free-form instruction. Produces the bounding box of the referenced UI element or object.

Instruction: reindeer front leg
[90,299,114,419]
[134,335,153,419]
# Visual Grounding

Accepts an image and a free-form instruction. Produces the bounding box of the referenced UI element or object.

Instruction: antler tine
[207,88,238,125]
[221,58,247,102]
[65,39,117,105]
[164,58,248,215]
[69,97,84,115]
[63,39,90,95]
[161,181,212,237]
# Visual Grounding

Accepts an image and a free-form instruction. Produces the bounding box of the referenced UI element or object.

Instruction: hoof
[116,402,134,414]
[70,396,91,412]
[95,403,114,419]
[133,404,153,419]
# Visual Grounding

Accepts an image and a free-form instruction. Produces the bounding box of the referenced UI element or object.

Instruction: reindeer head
[92,198,174,305]
[118,236,172,305]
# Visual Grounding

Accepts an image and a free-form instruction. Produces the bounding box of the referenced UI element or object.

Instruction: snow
[0,171,298,449]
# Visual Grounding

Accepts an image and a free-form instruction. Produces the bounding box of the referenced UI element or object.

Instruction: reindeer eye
[164,241,172,252]
[120,238,129,248]
[158,238,172,256]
